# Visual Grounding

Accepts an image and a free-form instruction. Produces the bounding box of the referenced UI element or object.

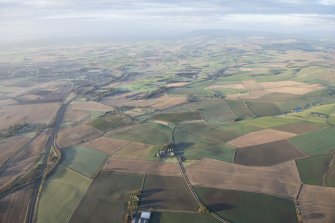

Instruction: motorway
[26,102,68,223]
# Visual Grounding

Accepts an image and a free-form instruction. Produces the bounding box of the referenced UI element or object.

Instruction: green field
[89,115,133,131]
[148,212,221,223]
[283,103,335,124]
[290,127,335,155]
[152,111,202,123]
[61,146,107,178]
[296,154,332,186]
[226,100,255,118]
[70,172,143,223]
[108,122,171,145]
[37,166,92,223]
[174,125,236,162]
[195,187,298,223]
[245,101,282,117]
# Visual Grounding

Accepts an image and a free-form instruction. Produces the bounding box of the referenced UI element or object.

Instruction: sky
[0,0,335,43]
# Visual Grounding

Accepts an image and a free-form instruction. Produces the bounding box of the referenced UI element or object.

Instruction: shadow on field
[140,189,164,208]
[175,142,194,156]
[207,203,236,212]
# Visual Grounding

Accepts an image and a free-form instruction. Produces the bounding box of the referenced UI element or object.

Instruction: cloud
[0,0,334,42]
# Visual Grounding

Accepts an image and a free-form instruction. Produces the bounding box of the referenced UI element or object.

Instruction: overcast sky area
[1,0,335,43]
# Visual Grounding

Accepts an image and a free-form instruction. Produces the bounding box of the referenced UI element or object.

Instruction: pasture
[111,142,154,160]
[290,127,335,155]
[296,154,333,186]
[61,146,107,178]
[82,137,129,154]
[89,115,133,131]
[107,122,171,145]
[151,111,202,123]
[37,166,92,223]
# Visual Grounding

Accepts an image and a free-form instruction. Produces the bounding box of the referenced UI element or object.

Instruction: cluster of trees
[124,189,141,223]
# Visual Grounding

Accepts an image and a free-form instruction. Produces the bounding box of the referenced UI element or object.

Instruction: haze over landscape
[1,0,335,43]
[0,1,335,223]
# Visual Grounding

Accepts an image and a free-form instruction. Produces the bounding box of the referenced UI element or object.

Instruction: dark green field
[245,101,282,117]
[290,127,335,155]
[69,172,143,223]
[140,175,198,211]
[107,122,171,145]
[174,125,236,162]
[61,146,107,178]
[296,154,333,186]
[148,211,221,223]
[195,187,298,223]
[89,115,133,131]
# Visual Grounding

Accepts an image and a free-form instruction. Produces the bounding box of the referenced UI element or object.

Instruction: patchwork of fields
[1,37,335,223]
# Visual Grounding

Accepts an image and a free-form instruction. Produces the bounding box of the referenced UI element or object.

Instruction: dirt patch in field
[186,158,301,198]
[166,82,190,87]
[111,142,153,160]
[104,159,181,177]
[0,186,32,223]
[102,94,186,110]
[0,103,60,130]
[140,175,198,211]
[82,137,129,154]
[69,101,113,111]
[0,136,32,166]
[259,81,323,95]
[229,129,296,147]
[273,122,323,134]
[242,80,264,91]
[299,185,335,223]
[57,124,102,149]
[235,140,306,166]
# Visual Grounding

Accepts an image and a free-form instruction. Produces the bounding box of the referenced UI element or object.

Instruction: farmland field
[0,186,32,223]
[104,159,181,176]
[111,142,154,160]
[186,158,301,198]
[61,145,107,178]
[245,101,282,117]
[0,135,31,165]
[273,121,323,134]
[296,154,333,186]
[299,185,335,223]
[235,140,305,166]
[290,127,335,155]
[89,114,133,131]
[151,111,202,123]
[69,172,143,223]
[82,137,129,154]
[148,212,221,223]
[57,124,102,149]
[37,166,92,223]
[106,122,171,145]
[228,129,296,147]
[140,175,198,211]
[195,187,298,223]
[174,125,236,162]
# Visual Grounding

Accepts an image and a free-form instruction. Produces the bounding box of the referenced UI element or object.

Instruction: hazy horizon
[1,0,335,44]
